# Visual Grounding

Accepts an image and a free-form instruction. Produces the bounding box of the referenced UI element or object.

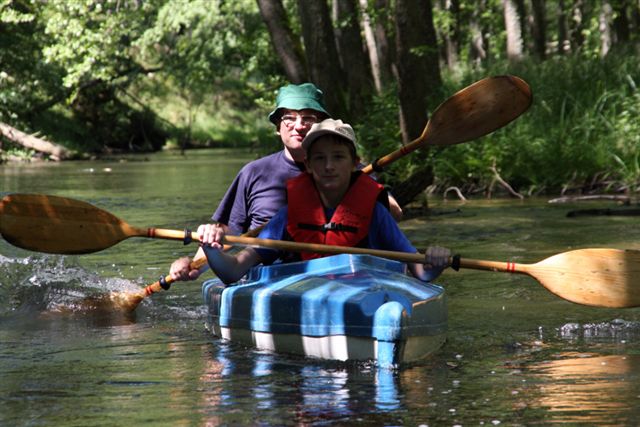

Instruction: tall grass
[428,52,640,196]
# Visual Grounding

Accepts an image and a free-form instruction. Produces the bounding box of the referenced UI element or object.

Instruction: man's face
[277,109,320,162]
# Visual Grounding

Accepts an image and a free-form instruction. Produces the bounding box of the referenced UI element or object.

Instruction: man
[170,83,402,282]
[170,83,330,281]
[198,118,449,284]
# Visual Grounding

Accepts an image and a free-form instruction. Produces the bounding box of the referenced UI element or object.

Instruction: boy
[198,119,449,284]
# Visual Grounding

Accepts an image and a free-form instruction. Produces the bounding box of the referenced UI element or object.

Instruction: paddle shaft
[145,74,533,295]
[142,227,263,297]
[4,193,639,308]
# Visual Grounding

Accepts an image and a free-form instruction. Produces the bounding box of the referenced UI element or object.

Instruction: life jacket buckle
[322,222,339,231]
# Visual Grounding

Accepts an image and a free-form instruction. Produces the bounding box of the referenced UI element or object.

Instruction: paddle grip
[183,228,193,245]
[371,157,384,173]
[451,254,460,271]
[159,275,171,290]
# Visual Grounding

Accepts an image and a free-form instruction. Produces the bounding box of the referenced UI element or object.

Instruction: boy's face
[305,138,357,194]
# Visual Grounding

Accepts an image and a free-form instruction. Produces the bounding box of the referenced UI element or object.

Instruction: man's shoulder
[240,151,286,171]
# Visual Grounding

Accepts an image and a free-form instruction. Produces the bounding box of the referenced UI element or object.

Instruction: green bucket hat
[268,83,330,125]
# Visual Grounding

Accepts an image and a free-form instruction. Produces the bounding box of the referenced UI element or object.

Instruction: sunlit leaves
[41,0,159,95]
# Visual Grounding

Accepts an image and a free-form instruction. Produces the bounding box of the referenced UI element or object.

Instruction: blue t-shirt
[212,150,303,234]
[254,202,417,265]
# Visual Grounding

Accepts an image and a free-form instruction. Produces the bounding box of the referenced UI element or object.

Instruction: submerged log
[0,122,71,161]
[549,195,630,204]
[567,208,640,217]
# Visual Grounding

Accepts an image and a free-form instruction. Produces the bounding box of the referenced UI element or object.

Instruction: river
[1,148,640,426]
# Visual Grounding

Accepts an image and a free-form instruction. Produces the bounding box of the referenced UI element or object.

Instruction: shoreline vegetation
[2,2,639,205]
[2,53,639,205]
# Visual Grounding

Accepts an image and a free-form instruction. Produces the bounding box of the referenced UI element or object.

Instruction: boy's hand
[424,246,451,269]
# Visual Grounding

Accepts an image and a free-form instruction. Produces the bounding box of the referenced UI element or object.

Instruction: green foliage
[0,0,62,120]
[41,0,159,95]
[428,51,640,195]
[132,0,279,147]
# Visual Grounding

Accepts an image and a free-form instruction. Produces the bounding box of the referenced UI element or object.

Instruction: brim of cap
[302,129,355,151]
[268,98,330,124]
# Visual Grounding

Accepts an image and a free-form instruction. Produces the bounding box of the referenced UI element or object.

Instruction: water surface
[2,149,640,426]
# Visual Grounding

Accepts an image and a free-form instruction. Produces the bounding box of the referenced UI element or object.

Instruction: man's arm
[387,193,403,220]
[169,223,231,281]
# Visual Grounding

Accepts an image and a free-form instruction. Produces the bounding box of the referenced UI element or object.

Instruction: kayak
[202,254,446,368]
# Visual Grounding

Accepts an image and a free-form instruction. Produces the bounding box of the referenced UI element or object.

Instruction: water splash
[557,319,640,343]
[0,254,142,316]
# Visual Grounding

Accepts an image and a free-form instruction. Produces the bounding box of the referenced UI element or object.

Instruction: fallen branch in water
[0,122,72,161]
[549,195,630,204]
[444,186,467,201]
[488,161,524,199]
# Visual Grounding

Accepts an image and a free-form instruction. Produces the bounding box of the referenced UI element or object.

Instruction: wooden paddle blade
[423,75,532,147]
[531,248,640,308]
[0,194,141,254]
[361,75,532,174]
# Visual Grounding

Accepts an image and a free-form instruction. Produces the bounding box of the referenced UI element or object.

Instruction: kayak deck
[202,254,446,368]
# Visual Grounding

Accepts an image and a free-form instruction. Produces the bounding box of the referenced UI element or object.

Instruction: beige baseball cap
[302,119,356,152]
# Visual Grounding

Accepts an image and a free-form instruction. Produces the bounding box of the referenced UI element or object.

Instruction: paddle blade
[532,248,640,308]
[0,194,138,254]
[422,75,532,147]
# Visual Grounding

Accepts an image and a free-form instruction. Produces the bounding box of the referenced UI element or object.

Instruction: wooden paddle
[131,75,533,302]
[145,75,533,284]
[136,225,264,303]
[2,194,639,309]
[361,75,532,174]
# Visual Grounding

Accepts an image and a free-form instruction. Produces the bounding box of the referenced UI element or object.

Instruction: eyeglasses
[281,113,318,127]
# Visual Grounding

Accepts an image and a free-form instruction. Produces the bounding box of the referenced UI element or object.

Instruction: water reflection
[526,354,640,425]
[203,341,404,422]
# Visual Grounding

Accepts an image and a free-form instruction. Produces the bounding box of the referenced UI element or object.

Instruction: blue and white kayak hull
[202,254,446,368]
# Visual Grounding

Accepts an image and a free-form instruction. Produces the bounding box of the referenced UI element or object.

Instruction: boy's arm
[202,245,261,284]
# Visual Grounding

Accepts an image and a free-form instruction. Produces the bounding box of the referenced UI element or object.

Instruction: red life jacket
[286,172,384,260]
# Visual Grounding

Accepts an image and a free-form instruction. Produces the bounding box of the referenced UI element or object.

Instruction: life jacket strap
[297,222,358,234]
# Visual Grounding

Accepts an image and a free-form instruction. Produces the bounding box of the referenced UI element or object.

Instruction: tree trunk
[372,0,394,88]
[530,0,546,59]
[0,122,72,161]
[393,0,441,144]
[557,0,569,54]
[391,0,441,207]
[599,1,614,57]
[359,0,387,93]
[612,0,630,44]
[503,0,524,60]
[440,0,461,69]
[569,0,586,51]
[470,0,488,64]
[333,0,374,120]
[632,1,640,35]
[257,0,307,83]
[297,0,348,119]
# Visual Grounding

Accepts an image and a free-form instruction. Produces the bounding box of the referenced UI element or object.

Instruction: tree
[390,0,442,206]
[296,0,348,119]
[360,0,392,95]
[333,0,375,118]
[469,0,489,64]
[257,0,307,83]
[438,0,461,69]
[530,0,547,59]
[503,0,524,60]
